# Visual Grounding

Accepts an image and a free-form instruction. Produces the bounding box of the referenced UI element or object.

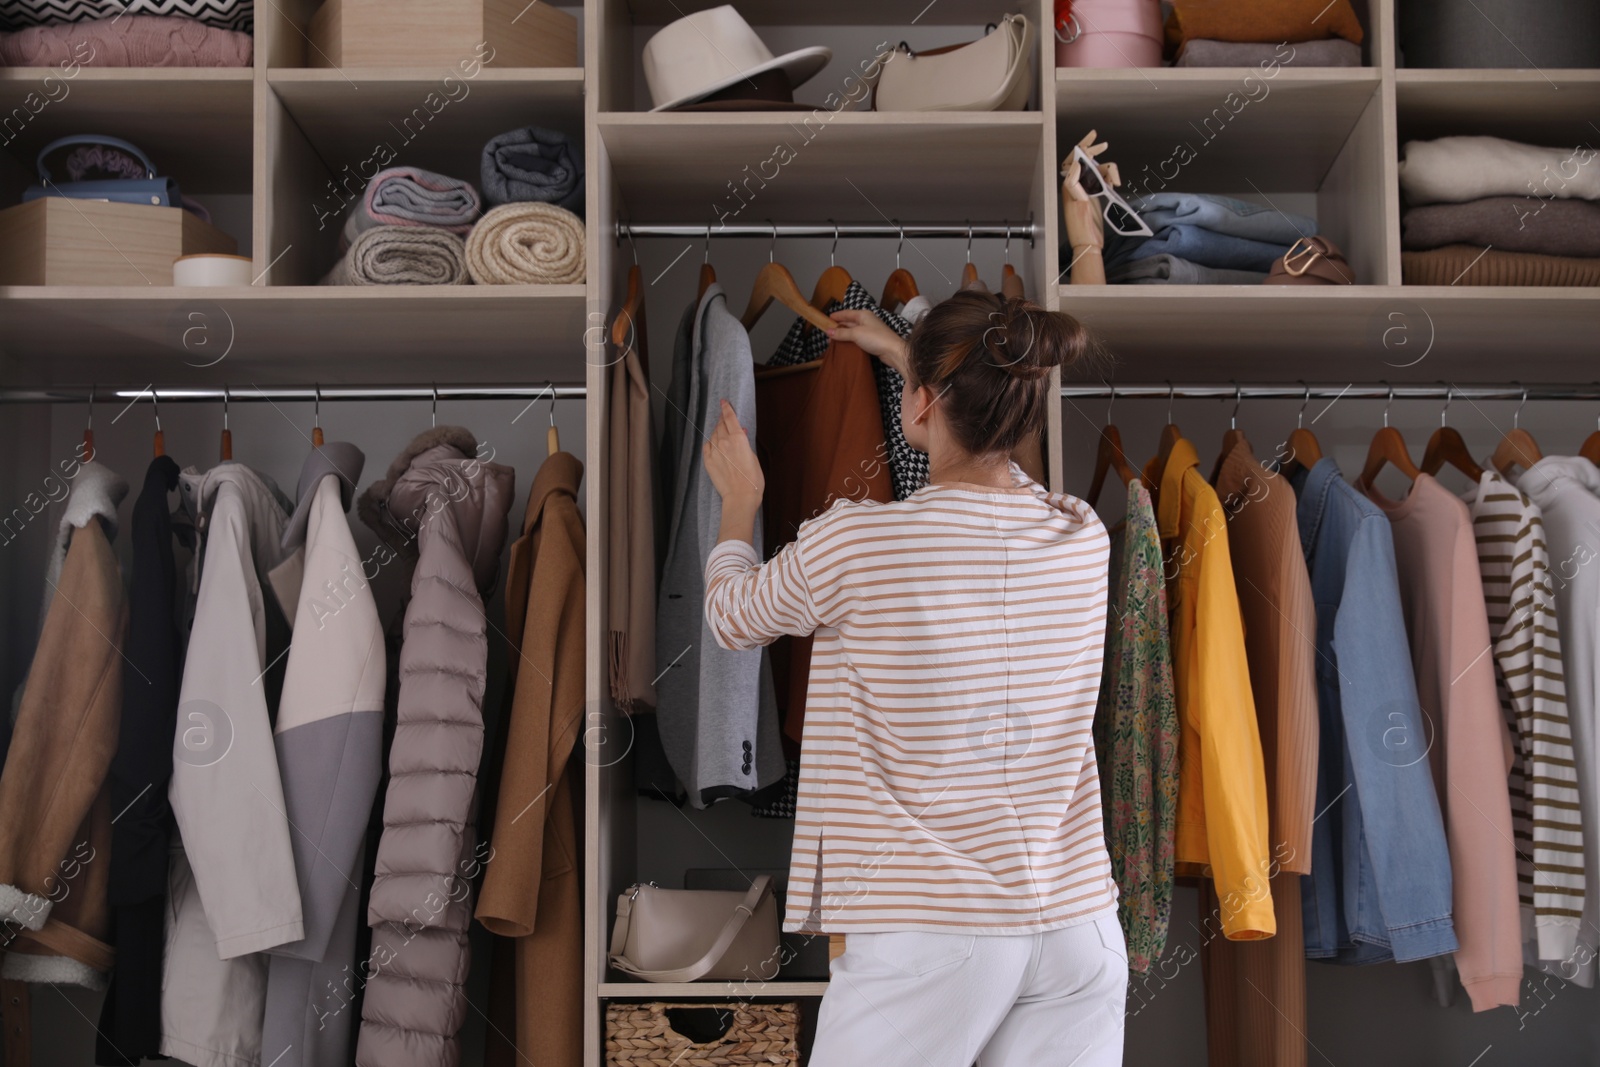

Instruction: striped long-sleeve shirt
[704,467,1118,934]
[1466,472,1585,961]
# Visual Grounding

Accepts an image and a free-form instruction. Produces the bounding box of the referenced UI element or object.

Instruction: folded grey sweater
[1402,197,1600,258]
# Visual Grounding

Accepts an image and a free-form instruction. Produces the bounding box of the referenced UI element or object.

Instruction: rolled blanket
[341,167,481,248]
[1400,137,1600,207]
[1132,192,1315,244]
[1402,197,1600,257]
[1107,224,1290,272]
[480,126,584,213]
[465,203,585,285]
[1175,38,1362,66]
[1402,244,1600,287]
[320,226,468,286]
[1165,0,1364,47]
[1108,253,1266,285]
[0,15,252,66]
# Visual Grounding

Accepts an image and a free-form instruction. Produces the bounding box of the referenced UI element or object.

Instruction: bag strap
[35,135,156,184]
[608,876,773,984]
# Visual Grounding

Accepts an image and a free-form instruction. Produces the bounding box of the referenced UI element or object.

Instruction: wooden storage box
[0,198,238,286]
[307,0,578,68]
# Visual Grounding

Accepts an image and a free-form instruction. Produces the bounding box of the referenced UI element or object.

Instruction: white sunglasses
[1067,144,1153,238]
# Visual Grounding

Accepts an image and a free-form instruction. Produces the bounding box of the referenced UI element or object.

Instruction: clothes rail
[1061,383,1600,402]
[616,220,1038,244]
[0,384,587,404]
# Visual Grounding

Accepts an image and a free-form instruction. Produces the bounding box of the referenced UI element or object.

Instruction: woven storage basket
[605,1001,799,1066]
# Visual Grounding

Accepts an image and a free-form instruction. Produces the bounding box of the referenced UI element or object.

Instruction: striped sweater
[704,467,1118,934]
[1465,472,1585,961]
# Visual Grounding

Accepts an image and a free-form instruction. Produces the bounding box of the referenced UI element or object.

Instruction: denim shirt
[1292,460,1458,963]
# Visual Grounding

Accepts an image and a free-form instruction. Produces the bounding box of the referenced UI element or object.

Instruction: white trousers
[810,914,1128,1067]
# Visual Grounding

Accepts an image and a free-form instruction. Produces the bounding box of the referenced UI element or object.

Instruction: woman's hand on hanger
[828,309,909,377]
[704,399,765,546]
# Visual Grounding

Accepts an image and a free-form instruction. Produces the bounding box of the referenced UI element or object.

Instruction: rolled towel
[1107,254,1266,285]
[480,126,584,213]
[1400,137,1600,206]
[1401,244,1600,286]
[0,15,253,67]
[1132,192,1315,244]
[465,203,585,285]
[320,226,469,286]
[1107,224,1290,272]
[1175,38,1362,66]
[1402,197,1600,257]
[341,167,481,248]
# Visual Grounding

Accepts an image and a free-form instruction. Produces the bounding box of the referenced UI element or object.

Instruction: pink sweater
[1362,473,1522,1011]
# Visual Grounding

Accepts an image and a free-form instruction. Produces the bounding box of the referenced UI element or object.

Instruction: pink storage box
[1055,0,1163,68]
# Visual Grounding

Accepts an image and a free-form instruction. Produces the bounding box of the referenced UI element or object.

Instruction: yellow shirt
[1146,437,1275,940]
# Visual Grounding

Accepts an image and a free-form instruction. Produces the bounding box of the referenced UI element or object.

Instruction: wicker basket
[605,1001,800,1066]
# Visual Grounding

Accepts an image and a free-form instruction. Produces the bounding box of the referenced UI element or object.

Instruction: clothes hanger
[1357,383,1421,490]
[1150,381,1183,485]
[1278,381,1323,478]
[741,219,835,333]
[220,386,232,460]
[809,220,852,312]
[311,385,324,448]
[696,223,716,301]
[431,383,438,429]
[1208,383,1248,485]
[545,381,559,456]
[82,385,94,464]
[880,221,920,311]
[1000,221,1025,301]
[960,221,981,289]
[1085,386,1138,508]
[1491,386,1543,476]
[1420,384,1484,482]
[151,390,165,458]
[1581,391,1600,465]
[610,231,644,351]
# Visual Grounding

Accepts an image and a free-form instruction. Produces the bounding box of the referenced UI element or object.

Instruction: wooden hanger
[1000,223,1025,301]
[741,222,835,333]
[1420,386,1484,482]
[1357,385,1421,490]
[809,221,852,312]
[960,223,981,288]
[696,224,716,301]
[1491,387,1543,476]
[1085,391,1137,507]
[543,381,559,456]
[1145,382,1183,490]
[151,391,165,458]
[82,385,94,464]
[220,387,232,460]
[311,385,323,448]
[610,262,644,349]
[1208,384,1248,485]
[1278,383,1323,478]
[1582,399,1600,465]
[880,222,920,311]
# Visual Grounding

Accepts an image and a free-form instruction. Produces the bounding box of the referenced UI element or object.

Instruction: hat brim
[649,46,833,113]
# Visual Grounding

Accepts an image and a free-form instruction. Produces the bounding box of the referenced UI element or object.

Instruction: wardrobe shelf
[1054,66,1382,191]
[1056,284,1600,378]
[268,67,587,178]
[0,284,588,384]
[0,68,254,192]
[1394,68,1600,143]
[595,111,1044,223]
[598,981,829,998]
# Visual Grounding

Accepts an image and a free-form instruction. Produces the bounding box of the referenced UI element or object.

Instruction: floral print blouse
[1093,479,1180,973]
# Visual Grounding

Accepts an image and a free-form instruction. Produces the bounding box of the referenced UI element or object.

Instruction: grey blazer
[656,285,785,808]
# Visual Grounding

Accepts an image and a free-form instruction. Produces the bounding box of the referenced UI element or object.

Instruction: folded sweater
[0,14,252,66]
[1400,137,1600,206]
[1403,197,1600,258]
[1176,38,1362,66]
[1165,0,1364,47]
[1108,254,1266,285]
[1402,244,1600,286]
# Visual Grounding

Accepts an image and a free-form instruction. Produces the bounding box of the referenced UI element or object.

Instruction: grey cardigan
[656,285,785,808]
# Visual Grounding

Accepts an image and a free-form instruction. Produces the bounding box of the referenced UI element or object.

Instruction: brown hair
[905,290,1094,456]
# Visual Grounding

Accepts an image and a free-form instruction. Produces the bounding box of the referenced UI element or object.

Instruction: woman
[701,290,1126,1066]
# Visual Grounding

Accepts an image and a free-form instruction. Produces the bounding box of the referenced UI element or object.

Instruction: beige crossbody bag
[608,875,783,983]
[874,14,1037,112]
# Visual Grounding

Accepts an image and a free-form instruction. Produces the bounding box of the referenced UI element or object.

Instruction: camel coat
[477,449,586,1067]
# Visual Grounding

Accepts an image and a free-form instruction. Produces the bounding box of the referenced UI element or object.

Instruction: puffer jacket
[163,463,300,1067]
[355,426,514,1067]
[262,442,386,1067]
[0,461,128,990]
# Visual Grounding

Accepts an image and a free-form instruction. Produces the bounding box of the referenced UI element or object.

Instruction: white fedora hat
[643,6,832,112]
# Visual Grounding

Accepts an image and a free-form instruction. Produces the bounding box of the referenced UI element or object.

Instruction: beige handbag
[874,14,1036,112]
[608,876,783,983]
